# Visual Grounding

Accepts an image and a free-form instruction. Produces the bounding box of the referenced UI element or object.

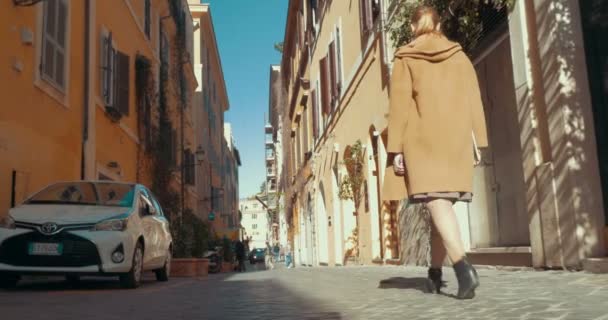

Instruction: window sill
[34,78,69,109]
[95,102,140,144]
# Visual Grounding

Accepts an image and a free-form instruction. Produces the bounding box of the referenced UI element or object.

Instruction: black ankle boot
[426,267,444,294]
[453,258,479,299]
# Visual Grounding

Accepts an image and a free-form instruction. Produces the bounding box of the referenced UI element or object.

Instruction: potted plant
[171,209,211,277]
[220,237,236,273]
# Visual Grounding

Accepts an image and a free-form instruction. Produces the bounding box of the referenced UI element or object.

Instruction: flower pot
[221,261,234,273]
[172,258,209,278]
[196,259,209,277]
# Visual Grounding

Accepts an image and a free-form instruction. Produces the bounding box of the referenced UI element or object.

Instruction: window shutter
[144,95,151,147]
[365,0,373,32]
[359,0,367,37]
[171,130,177,166]
[188,151,192,185]
[336,26,343,93]
[145,0,151,39]
[307,0,316,36]
[329,41,337,110]
[303,107,309,153]
[55,0,67,87]
[319,56,330,115]
[103,32,114,107]
[191,152,196,185]
[155,13,160,57]
[299,11,305,48]
[42,3,56,83]
[187,150,192,184]
[42,0,67,89]
[314,0,321,24]
[115,51,130,116]
[359,0,373,38]
[311,89,319,140]
[161,33,169,67]
[187,151,195,185]
[183,149,188,183]
[185,149,195,185]
[310,0,318,11]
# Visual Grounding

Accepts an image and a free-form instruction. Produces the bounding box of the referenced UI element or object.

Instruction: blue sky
[206,1,288,198]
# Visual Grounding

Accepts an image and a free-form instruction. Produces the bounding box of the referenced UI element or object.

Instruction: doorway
[468,33,530,248]
[316,185,329,264]
[580,0,608,224]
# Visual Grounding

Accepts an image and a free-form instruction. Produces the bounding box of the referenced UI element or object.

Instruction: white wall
[240,199,269,250]
[316,190,329,264]
[332,174,343,265]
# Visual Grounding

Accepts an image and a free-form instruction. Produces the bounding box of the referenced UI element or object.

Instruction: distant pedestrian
[285,246,294,269]
[273,243,280,262]
[383,5,488,300]
[279,245,285,262]
[265,241,275,270]
[235,240,246,272]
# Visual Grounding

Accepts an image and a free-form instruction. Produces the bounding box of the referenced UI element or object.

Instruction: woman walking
[383,6,488,299]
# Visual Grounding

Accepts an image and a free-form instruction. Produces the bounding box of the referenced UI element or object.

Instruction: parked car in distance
[0,181,172,289]
[249,248,265,264]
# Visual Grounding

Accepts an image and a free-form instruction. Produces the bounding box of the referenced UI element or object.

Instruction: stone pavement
[1,263,607,320]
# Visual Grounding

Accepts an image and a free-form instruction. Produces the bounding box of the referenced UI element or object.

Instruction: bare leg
[426,199,466,263]
[429,217,448,268]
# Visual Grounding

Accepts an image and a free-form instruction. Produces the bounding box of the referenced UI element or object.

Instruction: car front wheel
[120,242,144,289]
[65,275,80,285]
[0,274,19,289]
[155,249,171,282]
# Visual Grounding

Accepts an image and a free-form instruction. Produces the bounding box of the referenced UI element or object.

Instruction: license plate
[28,243,63,256]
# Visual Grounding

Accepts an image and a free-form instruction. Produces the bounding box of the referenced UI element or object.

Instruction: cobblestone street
[1,264,607,320]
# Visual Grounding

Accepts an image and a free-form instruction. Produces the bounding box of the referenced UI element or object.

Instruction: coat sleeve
[386,58,412,153]
[467,60,489,148]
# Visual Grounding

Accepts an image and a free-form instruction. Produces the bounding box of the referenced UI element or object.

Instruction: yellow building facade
[0,0,198,220]
[281,0,397,267]
[189,2,233,236]
[280,0,607,270]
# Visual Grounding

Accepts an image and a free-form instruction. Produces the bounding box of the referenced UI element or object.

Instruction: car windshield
[26,182,136,207]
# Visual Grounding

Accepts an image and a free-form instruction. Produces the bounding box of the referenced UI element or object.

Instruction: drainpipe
[380,0,393,74]
[11,170,16,208]
[81,0,91,180]
[180,78,185,225]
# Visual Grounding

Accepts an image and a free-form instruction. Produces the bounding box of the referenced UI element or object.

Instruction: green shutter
[115,51,130,115]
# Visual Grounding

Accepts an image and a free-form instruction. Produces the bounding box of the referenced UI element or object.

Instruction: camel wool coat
[382,34,488,201]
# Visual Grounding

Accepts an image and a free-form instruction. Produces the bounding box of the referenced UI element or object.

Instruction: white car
[0,181,172,289]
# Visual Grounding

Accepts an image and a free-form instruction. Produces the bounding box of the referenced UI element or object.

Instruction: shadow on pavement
[378,277,432,294]
[2,271,345,320]
[379,277,463,300]
[4,274,167,292]
[201,276,344,320]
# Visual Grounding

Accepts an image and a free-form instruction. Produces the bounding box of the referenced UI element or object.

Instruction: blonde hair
[411,6,442,37]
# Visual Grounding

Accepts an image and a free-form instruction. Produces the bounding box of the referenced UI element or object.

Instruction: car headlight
[92,218,128,231]
[0,215,16,229]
